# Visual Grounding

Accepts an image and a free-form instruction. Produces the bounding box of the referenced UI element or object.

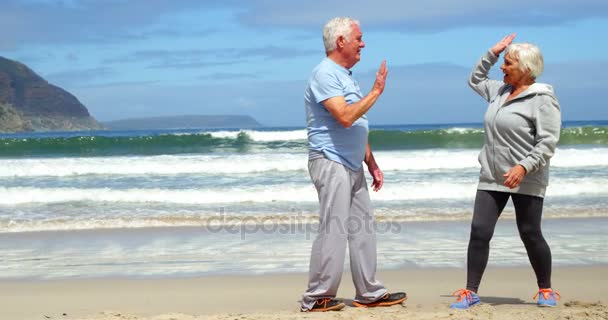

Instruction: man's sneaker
[450,289,481,309]
[534,288,561,307]
[352,292,407,308]
[301,298,345,312]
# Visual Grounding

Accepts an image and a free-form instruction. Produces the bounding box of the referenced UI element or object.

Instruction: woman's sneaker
[534,288,561,307]
[450,289,480,309]
[301,298,345,312]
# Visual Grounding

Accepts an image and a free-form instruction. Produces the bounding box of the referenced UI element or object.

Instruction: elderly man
[300,17,406,312]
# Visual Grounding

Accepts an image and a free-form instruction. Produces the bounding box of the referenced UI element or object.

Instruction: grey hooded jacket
[469,50,562,198]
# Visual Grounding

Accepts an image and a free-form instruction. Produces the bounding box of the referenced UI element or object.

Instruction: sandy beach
[2,126,607,320]
[2,266,606,320]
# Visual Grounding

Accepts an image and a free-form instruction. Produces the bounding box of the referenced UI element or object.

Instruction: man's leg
[301,158,351,311]
[348,168,387,303]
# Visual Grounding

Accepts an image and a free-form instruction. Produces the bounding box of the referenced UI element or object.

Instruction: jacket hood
[523,83,556,99]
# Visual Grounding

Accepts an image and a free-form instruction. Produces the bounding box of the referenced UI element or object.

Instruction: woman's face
[500,53,530,87]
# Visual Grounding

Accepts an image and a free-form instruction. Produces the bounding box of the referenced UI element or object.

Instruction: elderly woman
[451,34,562,309]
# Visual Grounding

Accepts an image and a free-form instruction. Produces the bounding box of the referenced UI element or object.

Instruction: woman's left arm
[519,99,562,174]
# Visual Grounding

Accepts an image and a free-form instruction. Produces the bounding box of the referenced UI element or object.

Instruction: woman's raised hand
[490,33,516,56]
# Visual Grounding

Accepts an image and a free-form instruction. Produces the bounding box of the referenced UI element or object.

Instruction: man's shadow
[341,298,408,307]
[343,298,357,307]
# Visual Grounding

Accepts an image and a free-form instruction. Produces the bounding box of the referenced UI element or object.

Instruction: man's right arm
[323,60,387,127]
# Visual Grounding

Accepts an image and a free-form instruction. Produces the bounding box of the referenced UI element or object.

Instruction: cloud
[66,53,79,62]
[2,0,605,51]
[79,80,160,89]
[361,63,484,124]
[11,52,56,64]
[241,46,319,60]
[146,60,248,70]
[0,0,225,49]
[129,27,218,41]
[73,78,305,122]
[105,46,318,65]
[236,0,608,31]
[353,59,608,124]
[101,46,319,70]
[76,59,608,125]
[44,67,115,86]
[199,73,260,81]
[235,97,257,108]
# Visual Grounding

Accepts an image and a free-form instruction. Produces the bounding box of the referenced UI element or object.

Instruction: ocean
[1,121,607,279]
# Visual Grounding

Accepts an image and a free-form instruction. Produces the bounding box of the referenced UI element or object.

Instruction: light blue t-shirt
[305,58,369,171]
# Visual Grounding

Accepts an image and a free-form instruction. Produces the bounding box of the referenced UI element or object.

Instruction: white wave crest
[209,129,307,141]
[0,148,605,178]
[550,148,608,167]
[1,176,606,206]
[0,154,308,177]
[443,127,484,134]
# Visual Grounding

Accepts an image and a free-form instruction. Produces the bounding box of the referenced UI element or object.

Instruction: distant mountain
[0,56,103,132]
[103,115,262,130]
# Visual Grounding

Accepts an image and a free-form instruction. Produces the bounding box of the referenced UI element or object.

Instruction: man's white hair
[322,17,360,53]
[505,43,544,79]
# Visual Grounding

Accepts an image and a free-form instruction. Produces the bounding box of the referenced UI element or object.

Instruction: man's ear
[336,36,345,49]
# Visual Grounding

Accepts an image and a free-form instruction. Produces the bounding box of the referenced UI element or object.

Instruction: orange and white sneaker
[534,288,561,307]
[450,289,481,309]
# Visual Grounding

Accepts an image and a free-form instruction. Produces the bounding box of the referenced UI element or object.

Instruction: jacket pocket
[493,146,517,179]
[478,145,494,183]
[525,165,550,186]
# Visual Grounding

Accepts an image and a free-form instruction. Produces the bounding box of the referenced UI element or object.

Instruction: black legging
[466,190,552,292]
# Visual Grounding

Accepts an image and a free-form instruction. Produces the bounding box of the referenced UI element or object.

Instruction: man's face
[343,24,365,68]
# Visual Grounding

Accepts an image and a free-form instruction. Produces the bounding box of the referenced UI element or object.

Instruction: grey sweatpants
[300,158,386,310]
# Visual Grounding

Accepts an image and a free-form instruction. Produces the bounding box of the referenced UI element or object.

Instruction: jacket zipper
[489,94,521,183]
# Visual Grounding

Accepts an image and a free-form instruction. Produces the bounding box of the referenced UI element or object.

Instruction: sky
[1,0,607,126]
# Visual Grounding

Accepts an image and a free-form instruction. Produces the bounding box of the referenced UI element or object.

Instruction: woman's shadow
[479,296,535,306]
[440,294,534,306]
[333,296,534,307]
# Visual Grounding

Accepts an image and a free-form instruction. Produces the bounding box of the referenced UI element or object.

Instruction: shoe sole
[352,296,407,308]
[538,303,556,308]
[450,301,481,309]
[307,302,346,312]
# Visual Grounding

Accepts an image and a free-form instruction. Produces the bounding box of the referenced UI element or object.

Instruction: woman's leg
[512,193,552,289]
[466,190,510,292]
